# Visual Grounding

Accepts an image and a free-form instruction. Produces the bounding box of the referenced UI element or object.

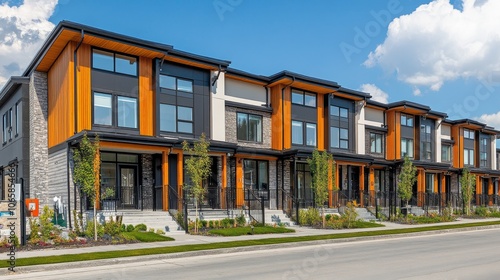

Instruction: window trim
[401,113,414,127]
[236,112,263,143]
[91,47,138,77]
[464,128,475,140]
[159,74,194,93]
[243,159,269,191]
[92,91,139,130]
[401,137,414,158]
[291,89,316,107]
[464,148,474,166]
[370,132,383,154]
[292,120,317,147]
[15,102,20,137]
[441,144,452,162]
[159,104,194,135]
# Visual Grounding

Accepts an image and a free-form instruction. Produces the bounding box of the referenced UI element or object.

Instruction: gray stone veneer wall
[225,106,271,149]
[47,147,69,218]
[29,71,49,207]
[141,154,154,210]
[268,160,277,209]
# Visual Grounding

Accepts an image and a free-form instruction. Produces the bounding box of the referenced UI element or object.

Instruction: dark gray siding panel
[92,70,139,95]
[401,125,414,138]
[291,104,317,123]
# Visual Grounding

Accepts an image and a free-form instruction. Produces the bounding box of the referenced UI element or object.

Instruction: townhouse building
[1,21,500,233]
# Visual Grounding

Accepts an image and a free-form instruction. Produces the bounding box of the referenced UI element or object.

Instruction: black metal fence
[245,188,265,224]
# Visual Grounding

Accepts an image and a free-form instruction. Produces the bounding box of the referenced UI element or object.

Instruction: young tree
[182,133,212,233]
[460,167,476,215]
[307,149,335,228]
[73,133,113,240]
[398,156,417,215]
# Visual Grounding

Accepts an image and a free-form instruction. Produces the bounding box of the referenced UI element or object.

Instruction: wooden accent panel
[488,178,493,206]
[476,175,482,194]
[386,111,395,160]
[236,158,244,207]
[359,167,365,206]
[37,29,82,72]
[284,87,292,149]
[48,41,75,148]
[235,154,277,161]
[99,141,167,153]
[434,173,439,193]
[317,93,325,150]
[77,43,91,131]
[328,159,333,207]
[369,168,375,191]
[440,173,446,194]
[271,85,283,150]
[451,126,461,168]
[162,151,169,211]
[139,57,154,136]
[177,151,183,210]
[395,112,401,159]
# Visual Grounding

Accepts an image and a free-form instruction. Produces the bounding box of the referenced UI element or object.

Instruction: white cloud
[412,87,421,96]
[0,0,58,89]
[364,0,500,91]
[475,111,500,129]
[359,83,389,103]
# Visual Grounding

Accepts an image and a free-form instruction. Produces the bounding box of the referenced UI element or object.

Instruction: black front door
[120,165,137,208]
[206,157,219,209]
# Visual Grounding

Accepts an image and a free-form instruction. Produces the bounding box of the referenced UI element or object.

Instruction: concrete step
[265,209,296,227]
[119,210,185,235]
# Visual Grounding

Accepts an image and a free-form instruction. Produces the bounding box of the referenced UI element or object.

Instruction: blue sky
[1,0,500,129]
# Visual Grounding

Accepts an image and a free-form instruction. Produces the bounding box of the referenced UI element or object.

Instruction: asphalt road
[6,228,500,280]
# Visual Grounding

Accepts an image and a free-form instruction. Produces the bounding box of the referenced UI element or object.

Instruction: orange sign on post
[25,198,39,217]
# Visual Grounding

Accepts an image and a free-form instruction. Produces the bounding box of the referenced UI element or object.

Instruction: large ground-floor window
[100,152,139,208]
[243,160,268,191]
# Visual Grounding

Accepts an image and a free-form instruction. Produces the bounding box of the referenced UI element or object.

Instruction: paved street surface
[5,228,500,280]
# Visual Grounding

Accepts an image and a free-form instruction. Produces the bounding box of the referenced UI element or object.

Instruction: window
[117,96,137,128]
[2,110,12,143]
[15,102,19,136]
[425,173,435,193]
[374,170,386,192]
[243,160,268,191]
[159,74,193,93]
[370,133,383,154]
[237,113,262,142]
[93,92,137,129]
[291,89,316,107]
[330,127,348,149]
[330,105,348,118]
[292,121,303,145]
[159,104,193,134]
[92,49,137,76]
[421,124,432,160]
[401,138,414,158]
[292,120,316,147]
[401,114,414,127]
[479,137,488,167]
[464,128,475,140]
[442,145,451,162]
[464,148,474,166]
[295,163,313,200]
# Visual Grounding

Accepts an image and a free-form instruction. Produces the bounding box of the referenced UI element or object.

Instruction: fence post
[261,196,265,225]
[295,196,300,226]
[183,189,188,233]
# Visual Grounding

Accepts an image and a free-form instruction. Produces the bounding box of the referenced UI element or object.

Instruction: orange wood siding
[283,87,292,149]
[139,57,154,136]
[440,173,446,194]
[369,168,375,191]
[434,173,438,193]
[48,41,75,148]
[162,151,169,211]
[236,159,244,207]
[77,43,91,132]
[395,112,401,159]
[476,175,482,194]
[221,155,227,208]
[271,85,283,150]
[386,111,395,160]
[359,167,365,206]
[317,94,325,150]
[451,126,461,168]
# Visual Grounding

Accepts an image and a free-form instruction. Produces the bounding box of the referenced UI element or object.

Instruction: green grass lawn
[3,220,500,268]
[121,231,175,242]
[208,226,295,236]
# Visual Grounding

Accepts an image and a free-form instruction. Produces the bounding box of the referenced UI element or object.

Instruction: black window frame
[464,148,474,166]
[236,112,263,143]
[159,104,194,135]
[441,144,452,162]
[330,105,349,150]
[401,113,414,127]
[401,137,414,158]
[464,128,475,140]
[159,74,194,93]
[92,91,139,130]
[291,120,317,147]
[91,48,138,77]
[421,124,432,161]
[243,159,269,191]
[479,137,488,167]
[370,132,383,154]
[291,89,316,107]
[15,102,20,137]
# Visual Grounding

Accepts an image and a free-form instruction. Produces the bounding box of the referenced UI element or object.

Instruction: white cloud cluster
[0,0,58,89]
[364,0,500,91]
[475,111,500,129]
[359,83,389,103]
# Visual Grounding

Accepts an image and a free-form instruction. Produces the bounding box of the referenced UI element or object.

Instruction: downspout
[73,30,84,134]
[264,86,269,107]
[211,65,224,87]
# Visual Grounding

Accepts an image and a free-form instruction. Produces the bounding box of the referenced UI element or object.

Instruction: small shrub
[221,218,235,228]
[156,229,165,235]
[343,201,359,228]
[85,220,104,238]
[103,217,122,237]
[475,206,488,217]
[299,208,321,226]
[236,214,246,227]
[126,224,135,232]
[134,223,147,232]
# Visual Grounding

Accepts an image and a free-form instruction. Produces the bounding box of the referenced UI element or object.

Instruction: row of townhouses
[1,21,500,233]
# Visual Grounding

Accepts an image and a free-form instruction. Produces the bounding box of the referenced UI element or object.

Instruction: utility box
[25,198,39,217]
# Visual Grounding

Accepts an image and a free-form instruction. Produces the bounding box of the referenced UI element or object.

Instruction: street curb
[3,224,500,276]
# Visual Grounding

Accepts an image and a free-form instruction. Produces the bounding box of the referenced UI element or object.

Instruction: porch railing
[245,188,265,224]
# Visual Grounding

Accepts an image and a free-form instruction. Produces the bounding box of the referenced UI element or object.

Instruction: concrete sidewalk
[3,217,500,261]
